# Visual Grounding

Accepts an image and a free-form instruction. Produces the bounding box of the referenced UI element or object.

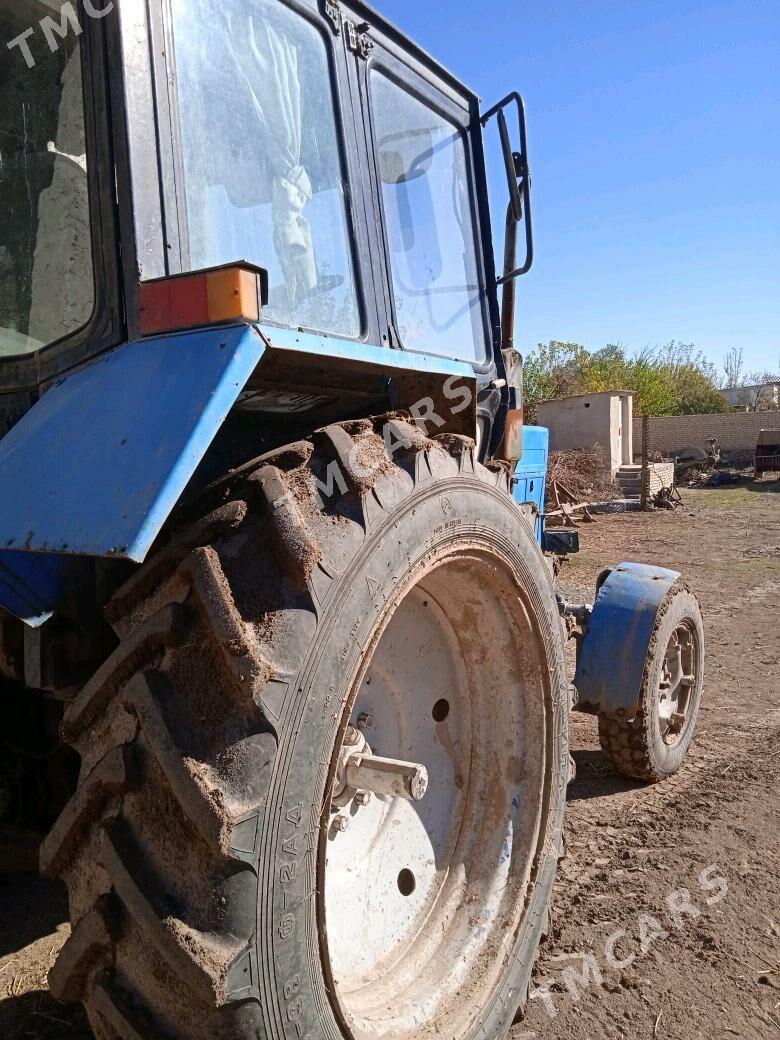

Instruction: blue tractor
[0,3,704,1038]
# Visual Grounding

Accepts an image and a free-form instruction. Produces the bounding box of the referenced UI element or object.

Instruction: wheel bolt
[333,815,350,833]
[354,790,372,807]
[343,726,362,747]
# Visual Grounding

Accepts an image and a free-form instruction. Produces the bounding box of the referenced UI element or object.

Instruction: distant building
[537,391,676,498]
[721,383,779,411]
[537,390,634,477]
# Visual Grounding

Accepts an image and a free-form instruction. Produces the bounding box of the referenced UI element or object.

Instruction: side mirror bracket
[481,92,534,352]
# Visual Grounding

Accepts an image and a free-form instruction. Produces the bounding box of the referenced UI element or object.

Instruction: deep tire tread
[91,979,166,1040]
[47,416,563,1040]
[62,604,191,745]
[98,826,228,1003]
[49,902,113,1003]
[41,745,130,878]
[104,501,248,629]
[598,584,704,782]
[598,712,659,781]
[121,672,228,849]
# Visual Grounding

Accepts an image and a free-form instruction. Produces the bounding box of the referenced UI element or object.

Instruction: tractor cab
[0,0,531,447]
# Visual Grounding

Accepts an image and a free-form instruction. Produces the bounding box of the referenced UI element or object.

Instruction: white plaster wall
[649,462,675,494]
[621,394,634,464]
[537,392,632,476]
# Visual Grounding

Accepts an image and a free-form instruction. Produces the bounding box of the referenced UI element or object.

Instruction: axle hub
[332,725,429,809]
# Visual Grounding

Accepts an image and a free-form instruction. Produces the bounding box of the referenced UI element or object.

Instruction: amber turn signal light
[138,262,269,337]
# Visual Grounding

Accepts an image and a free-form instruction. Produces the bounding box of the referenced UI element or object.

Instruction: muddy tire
[41,418,569,1040]
[598,585,704,783]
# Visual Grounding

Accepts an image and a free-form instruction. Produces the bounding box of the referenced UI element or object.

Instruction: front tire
[598,585,704,782]
[42,418,569,1040]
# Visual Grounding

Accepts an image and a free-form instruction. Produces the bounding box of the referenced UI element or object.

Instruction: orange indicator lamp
[138,262,269,337]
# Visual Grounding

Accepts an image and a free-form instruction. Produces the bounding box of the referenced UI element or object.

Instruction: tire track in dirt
[518,727,780,1039]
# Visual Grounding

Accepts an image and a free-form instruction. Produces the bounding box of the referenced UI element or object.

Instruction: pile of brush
[545,450,621,517]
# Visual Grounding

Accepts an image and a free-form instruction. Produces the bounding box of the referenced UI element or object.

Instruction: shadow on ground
[694,475,780,493]
[745,477,780,492]
[567,748,644,802]
[0,991,91,1039]
[0,874,92,1037]
[0,873,68,960]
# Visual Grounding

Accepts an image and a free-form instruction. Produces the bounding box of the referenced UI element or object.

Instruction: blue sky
[382,0,779,377]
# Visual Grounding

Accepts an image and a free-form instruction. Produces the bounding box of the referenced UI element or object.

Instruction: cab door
[348,17,497,370]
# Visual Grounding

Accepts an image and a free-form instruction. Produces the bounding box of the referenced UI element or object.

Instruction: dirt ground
[1,482,778,1040]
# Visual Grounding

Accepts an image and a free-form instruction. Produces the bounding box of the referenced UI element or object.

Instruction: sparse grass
[683,484,780,509]
[727,557,780,579]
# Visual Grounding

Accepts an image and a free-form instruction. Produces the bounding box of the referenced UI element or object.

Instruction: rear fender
[0,322,478,627]
[0,324,266,625]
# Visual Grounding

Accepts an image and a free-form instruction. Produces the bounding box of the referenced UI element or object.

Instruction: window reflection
[170,0,360,337]
[371,74,485,361]
[0,5,93,359]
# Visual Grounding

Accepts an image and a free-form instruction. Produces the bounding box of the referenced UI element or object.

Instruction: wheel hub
[330,725,429,816]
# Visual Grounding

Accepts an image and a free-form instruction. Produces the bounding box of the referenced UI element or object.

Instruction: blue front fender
[574,561,681,720]
[0,324,265,562]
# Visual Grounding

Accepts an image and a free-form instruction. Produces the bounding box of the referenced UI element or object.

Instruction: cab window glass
[0,4,93,358]
[170,0,360,338]
[371,72,485,362]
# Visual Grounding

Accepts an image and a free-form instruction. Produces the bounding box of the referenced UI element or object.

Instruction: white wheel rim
[319,550,552,1040]
[657,621,697,746]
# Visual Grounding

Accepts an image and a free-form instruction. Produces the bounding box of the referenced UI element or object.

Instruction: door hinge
[324,0,342,34]
[346,20,373,59]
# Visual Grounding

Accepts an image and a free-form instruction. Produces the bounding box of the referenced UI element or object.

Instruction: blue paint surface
[0,320,486,624]
[0,551,62,627]
[0,325,266,563]
[257,324,477,378]
[575,561,681,719]
[512,424,548,544]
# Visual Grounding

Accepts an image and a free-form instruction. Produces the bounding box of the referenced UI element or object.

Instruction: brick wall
[648,462,675,494]
[632,412,778,458]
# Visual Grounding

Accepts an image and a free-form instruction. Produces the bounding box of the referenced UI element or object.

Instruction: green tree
[523,341,589,422]
[523,339,728,420]
[656,342,729,415]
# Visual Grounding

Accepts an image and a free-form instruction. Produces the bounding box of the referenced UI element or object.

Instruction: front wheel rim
[318,549,553,1040]
[657,621,698,746]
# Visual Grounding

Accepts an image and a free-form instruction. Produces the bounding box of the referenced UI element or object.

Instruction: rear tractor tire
[598,585,704,782]
[41,418,569,1040]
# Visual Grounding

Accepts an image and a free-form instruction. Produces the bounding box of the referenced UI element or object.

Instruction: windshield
[169,0,360,338]
[0,2,94,359]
